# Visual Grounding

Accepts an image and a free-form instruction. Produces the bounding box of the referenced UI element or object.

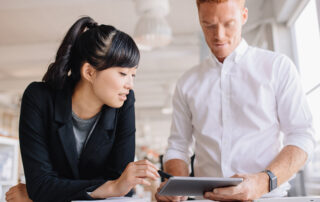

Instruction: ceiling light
[134,0,172,50]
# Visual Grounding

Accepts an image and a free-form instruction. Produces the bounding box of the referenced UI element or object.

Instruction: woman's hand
[91,159,160,199]
[5,183,33,202]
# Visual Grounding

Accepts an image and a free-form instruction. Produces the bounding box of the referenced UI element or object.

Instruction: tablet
[158,176,243,196]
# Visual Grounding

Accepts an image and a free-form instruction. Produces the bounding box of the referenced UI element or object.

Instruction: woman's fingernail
[214,189,218,193]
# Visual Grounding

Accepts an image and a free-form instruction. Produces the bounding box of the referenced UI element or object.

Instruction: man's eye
[226,22,235,27]
[132,74,136,78]
[120,72,127,76]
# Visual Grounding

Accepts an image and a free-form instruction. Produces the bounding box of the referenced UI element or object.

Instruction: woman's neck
[72,80,103,120]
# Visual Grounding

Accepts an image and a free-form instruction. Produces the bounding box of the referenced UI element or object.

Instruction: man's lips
[214,43,227,47]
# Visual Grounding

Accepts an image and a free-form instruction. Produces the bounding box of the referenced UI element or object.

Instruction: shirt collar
[209,39,248,66]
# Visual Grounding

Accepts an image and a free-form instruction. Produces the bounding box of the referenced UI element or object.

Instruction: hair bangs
[103,31,140,69]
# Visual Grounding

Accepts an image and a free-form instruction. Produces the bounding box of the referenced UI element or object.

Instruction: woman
[5,16,159,202]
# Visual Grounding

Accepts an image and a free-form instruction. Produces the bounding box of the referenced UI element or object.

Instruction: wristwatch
[263,170,277,192]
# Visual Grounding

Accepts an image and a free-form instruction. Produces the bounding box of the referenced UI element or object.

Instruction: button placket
[220,62,232,177]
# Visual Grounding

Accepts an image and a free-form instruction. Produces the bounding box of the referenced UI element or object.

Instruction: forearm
[90,180,118,199]
[266,145,307,186]
[164,159,189,176]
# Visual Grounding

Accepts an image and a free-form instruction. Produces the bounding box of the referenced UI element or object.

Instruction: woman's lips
[119,94,127,101]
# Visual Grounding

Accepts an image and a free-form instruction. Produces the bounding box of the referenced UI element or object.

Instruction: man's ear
[242,7,248,25]
[81,62,96,83]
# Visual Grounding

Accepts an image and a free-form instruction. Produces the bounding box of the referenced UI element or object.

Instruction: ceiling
[0,0,297,152]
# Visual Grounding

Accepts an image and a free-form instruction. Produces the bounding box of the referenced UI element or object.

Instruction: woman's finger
[135,169,158,180]
[134,159,158,170]
[5,194,15,201]
[5,190,15,197]
[135,178,151,186]
[135,164,160,177]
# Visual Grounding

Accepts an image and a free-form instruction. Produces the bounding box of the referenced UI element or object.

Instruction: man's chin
[211,50,229,59]
[213,53,228,61]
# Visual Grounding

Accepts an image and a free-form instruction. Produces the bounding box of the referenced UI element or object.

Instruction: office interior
[0,0,319,201]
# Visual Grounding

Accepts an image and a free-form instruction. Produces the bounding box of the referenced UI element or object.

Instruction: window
[293,0,320,190]
[293,0,320,143]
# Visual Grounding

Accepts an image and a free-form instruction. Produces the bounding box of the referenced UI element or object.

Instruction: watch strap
[263,169,277,192]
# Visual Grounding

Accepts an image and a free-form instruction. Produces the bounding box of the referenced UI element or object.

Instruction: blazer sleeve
[19,83,105,202]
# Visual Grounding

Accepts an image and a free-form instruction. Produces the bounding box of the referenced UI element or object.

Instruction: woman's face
[91,66,137,108]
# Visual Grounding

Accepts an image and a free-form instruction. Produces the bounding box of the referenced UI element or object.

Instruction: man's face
[198,0,248,62]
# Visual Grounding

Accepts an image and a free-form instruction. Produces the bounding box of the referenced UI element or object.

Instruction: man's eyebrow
[201,20,215,24]
[225,19,235,23]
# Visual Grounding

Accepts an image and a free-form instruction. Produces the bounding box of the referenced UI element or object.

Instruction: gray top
[72,111,101,159]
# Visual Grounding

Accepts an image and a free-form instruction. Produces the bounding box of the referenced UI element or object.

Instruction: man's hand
[204,173,269,201]
[155,181,188,202]
[5,183,33,202]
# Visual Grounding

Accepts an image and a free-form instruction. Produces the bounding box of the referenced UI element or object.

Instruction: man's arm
[155,159,190,201]
[155,78,193,202]
[204,145,307,201]
[164,159,189,176]
[266,145,307,187]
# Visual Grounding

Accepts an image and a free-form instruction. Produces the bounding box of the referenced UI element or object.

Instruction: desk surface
[74,196,320,202]
[195,197,320,202]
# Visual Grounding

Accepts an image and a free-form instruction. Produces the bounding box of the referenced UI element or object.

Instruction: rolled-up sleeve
[163,80,194,165]
[275,55,316,162]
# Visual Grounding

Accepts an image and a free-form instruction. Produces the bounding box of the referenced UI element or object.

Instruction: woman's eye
[120,72,127,76]
[132,74,136,78]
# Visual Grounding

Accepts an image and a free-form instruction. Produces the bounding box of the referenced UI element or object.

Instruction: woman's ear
[81,62,96,83]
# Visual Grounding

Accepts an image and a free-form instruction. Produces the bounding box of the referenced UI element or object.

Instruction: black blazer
[19,81,136,202]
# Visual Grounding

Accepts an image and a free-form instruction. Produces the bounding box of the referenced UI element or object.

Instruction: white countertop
[73,196,320,202]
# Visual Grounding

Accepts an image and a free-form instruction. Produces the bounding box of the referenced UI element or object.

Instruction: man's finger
[212,185,240,195]
[204,191,245,201]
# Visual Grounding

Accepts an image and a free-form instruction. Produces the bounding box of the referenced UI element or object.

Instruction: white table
[74,196,320,202]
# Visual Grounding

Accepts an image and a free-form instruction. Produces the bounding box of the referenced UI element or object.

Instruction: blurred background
[0,0,319,201]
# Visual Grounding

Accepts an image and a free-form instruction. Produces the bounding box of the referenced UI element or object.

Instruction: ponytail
[43,16,140,90]
[42,16,97,89]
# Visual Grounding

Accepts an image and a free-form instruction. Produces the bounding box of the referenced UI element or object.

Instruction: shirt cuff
[163,148,191,165]
[284,133,316,163]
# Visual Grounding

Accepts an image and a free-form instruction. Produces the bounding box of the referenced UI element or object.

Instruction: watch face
[264,170,277,191]
[271,176,277,191]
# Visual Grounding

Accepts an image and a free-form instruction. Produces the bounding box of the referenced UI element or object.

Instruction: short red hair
[196,0,245,7]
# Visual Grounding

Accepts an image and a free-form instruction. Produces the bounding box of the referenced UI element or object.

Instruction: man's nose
[214,25,225,40]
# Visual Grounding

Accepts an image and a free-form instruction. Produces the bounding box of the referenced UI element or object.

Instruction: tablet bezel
[158,176,243,196]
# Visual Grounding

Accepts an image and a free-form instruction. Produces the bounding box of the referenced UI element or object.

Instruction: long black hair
[42,16,140,89]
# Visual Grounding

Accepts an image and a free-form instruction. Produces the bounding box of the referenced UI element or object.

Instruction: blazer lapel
[79,106,117,161]
[57,121,79,179]
[54,83,80,179]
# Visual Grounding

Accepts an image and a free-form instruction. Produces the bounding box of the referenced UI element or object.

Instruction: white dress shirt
[164,39,316,197]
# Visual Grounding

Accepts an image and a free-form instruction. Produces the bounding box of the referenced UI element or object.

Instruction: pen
[158,170,173,179]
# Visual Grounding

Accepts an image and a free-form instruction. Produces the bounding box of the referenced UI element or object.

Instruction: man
[155,0,316,201]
